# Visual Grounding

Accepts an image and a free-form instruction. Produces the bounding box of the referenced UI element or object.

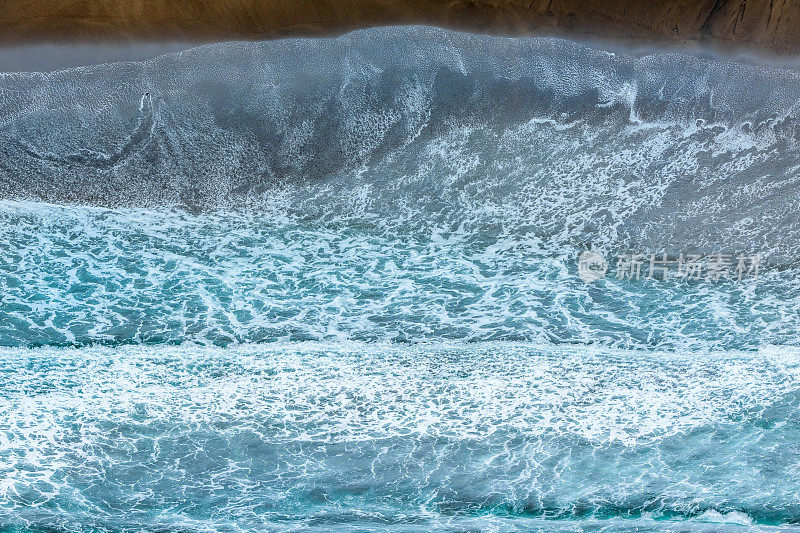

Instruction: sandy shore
[1,0,799,55]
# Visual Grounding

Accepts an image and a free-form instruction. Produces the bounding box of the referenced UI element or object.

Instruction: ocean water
[1,27,800,531]
[2,343,800,531]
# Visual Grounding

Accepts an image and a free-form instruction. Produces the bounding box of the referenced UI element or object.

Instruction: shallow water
[0,201,798,351]
[2,26,800,531]
[2,343,799,531]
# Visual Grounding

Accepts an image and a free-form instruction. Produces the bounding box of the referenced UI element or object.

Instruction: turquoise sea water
[2,27,800,531]
[2,342,799,531]
[2,201,798,350]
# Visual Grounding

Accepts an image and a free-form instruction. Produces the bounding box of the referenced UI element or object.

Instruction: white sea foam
[1,199,799,349]
[2,28,800,530]
[0,342,798,529]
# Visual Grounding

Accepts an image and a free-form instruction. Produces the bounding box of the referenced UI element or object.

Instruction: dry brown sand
[2,0,799,55]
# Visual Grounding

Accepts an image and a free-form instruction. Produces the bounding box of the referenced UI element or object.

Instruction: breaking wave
[1,27,800,259]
